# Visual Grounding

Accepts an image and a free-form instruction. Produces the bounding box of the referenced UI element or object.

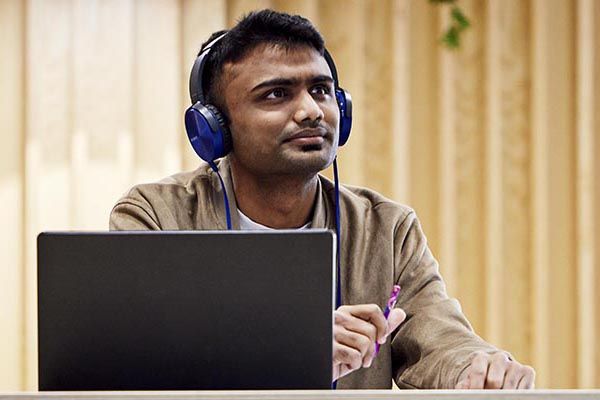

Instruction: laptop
[37,230,335,390]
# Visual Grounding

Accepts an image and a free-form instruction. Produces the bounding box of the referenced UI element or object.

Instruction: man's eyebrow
[309,75,334,85]
[250,75,334,92]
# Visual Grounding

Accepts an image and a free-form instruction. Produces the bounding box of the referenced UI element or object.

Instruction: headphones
[184,33,353,163]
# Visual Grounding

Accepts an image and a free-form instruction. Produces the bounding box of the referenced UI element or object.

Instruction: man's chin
[277,149,335,175]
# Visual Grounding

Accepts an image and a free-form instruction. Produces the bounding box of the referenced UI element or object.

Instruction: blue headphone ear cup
[204,104,232,155]
[335,89,352,147]
[184,102,231,162]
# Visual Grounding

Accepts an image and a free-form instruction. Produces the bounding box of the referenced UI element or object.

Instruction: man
[110,9,535,389]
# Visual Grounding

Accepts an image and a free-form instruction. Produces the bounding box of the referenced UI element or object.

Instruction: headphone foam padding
[185,102,231,162]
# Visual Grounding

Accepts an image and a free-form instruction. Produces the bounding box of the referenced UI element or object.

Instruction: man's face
[221,43,340,177]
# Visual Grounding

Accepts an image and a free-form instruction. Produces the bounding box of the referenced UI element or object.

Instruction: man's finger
[332,341,362,372]
[376,308,406,345]
[455,377,470,390]
[385,308,406,335]
[337,363,355,380]
[484,353,509,389]
[516,366,536,389]
[466,352,490,389]
[502,362,523,389]
[338,304,387,342]
[334,310,378,343]
[333,326,373,366]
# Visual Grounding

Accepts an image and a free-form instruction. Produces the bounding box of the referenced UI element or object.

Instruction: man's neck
[229,161,318,229]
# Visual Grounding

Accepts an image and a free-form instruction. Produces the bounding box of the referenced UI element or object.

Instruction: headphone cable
[209,161,233,230]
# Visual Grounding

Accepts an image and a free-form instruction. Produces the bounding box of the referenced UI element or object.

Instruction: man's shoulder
[115,164,212,205]
[318,175,414,223]
[109,162,220,230]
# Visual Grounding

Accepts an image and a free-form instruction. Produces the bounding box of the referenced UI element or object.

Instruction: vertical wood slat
[531,0,577,389]
[272,0,318,20]
[448,0,487,335]
[180,0,227,172]
[531,0,550,387]
[134,0,181,184]
[362,0,393,198]
[576,0,598,389]
[594,0,600,387]
[485,0,504,349]
[485,0,532,364]
[390,0,411,206]
[0,0,25,391]
[227,0,271,27]
[71,0,135,229]
[24,0,74,389]
[405,0,441,264]
[439,7,458,297]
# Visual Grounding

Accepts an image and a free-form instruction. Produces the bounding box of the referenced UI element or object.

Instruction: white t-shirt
[237,208,311,230]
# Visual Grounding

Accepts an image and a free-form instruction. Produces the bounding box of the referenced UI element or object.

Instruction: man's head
[200,11,326,110]
[196,10,342,177]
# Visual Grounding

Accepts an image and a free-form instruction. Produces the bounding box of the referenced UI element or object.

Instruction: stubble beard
[272,142,336,176]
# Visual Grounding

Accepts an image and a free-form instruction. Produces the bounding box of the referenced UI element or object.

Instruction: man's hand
[455,352,535,389]
[333,304,406,381]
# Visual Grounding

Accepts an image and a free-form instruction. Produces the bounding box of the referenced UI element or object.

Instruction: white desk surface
[1,390,599,400]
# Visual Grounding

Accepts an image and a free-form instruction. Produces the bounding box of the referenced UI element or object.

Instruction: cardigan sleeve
[109,190,162,231]
[390,212,509,389]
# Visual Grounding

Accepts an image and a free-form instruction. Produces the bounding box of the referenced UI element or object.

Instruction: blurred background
[1,0,599,391]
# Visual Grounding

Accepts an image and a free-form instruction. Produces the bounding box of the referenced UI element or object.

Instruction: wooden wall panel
[485,0,532,364]
[24,0,74,389]
[390,0,411,206]
[134,0,181,184]
[595,0,600,386]
[71,0,134,229]
[404,0,442,265]
[272,0,318,20]
[0,0,25,391]
[362,0,394,197]
[227,0,271,27]
[448,0,487,335]
[531,0,577,388]
[439,5,458,297]
[577,0,600,388]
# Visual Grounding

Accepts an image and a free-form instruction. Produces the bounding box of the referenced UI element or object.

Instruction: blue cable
[332,158,342,390]
[333,158,342,310]
[209,161,232,230]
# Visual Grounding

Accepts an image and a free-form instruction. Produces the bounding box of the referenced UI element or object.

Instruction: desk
[0,390,598,400]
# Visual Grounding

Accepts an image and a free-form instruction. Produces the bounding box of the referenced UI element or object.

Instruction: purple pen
[375,285,401,355]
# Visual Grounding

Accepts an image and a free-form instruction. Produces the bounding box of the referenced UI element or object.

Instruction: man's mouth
[283,128,327,145]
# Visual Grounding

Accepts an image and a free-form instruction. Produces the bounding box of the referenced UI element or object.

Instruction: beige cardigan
[109,157,505,389]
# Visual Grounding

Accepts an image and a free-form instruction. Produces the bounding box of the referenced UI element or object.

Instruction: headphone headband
[189,33,343,104]
[189,32,228,105]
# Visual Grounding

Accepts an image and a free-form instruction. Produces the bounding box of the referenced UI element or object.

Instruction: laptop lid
[37,230,335,390]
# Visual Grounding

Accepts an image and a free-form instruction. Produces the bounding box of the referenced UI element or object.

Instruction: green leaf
[451,6,470,30]
[429,0,456,4]
[442,26,460,49]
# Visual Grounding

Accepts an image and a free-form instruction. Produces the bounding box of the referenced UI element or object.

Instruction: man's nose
[293,91,325,125]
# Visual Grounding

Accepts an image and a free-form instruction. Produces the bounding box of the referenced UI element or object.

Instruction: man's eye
[265,88,286,99]
[311,85,331,96]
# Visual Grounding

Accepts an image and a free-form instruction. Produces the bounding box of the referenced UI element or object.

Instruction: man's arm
[391,211,534,389]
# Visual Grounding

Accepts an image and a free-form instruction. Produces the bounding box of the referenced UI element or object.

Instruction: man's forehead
[223,43,333,86]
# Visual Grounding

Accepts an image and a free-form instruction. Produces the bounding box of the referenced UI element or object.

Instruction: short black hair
[198,9,325,114]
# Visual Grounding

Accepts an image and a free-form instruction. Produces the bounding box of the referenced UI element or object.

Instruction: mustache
[281,125,333,142]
